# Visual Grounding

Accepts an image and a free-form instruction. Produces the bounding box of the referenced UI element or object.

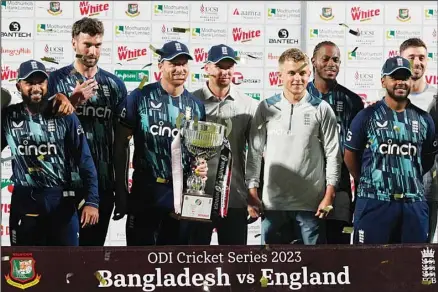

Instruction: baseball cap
[207,44,238,64]
[17,60,49,81]
[157,41,193,63]
[381,56,412,77]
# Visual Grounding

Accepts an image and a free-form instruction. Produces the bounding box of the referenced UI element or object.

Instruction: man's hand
[315,185,335,219]
[70,79,98,106]
[247,188,263,219]
[112,193,127,221]
[81,205,99,228]
[52,93,74,116]
[194,158,208,181]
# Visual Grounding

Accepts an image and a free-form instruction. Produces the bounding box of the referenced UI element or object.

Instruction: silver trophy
[179,120,227,221]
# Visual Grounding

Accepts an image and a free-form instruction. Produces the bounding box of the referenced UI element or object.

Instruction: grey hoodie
[245,92,341,211]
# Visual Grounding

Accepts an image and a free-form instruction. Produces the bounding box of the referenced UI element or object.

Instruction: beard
[22,93,49,114]
[387,85,411,102]
[79,55,99,68]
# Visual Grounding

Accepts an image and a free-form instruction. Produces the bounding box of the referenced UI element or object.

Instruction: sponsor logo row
[2,19,436,50]
[2,2,436,25]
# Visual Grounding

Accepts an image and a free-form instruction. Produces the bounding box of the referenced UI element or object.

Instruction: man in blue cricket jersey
[48,17,127,246]
[344,56,438,244]
[113,41,208,246]
[307,41,364,244]
[1,60,99,246]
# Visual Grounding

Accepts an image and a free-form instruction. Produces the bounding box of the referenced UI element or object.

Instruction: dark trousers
[183,208,248,245]
[353,198,429,244]
[79,189,114,246]
[125,176,185,246]
[10,186,79,246]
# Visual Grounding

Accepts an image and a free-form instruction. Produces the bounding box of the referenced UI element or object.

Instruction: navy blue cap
[17,60,48,81]
[157,41,193,63]
[381,56,412,77]
[207,44,237,64]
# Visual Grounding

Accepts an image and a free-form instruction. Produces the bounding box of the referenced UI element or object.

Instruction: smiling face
[279,59,311,96]
[158,54,190,86]
[382,70,412,102]
[312,44,341,82]
[400,46,427,81]
[205,58,236,89]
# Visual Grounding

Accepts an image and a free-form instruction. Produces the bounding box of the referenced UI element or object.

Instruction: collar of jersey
[69,63,100,79]
[280,91,309,107]
[202,82,235,102]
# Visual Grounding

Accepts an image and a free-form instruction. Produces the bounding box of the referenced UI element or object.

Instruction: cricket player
[113,41,208,246]
[246,48,341,245]
[345,56,438,244]
[307,41,364,244]
[1,60,99,246]
[48,17,127,246]
[186,44,259,245]
[400,38,438,243]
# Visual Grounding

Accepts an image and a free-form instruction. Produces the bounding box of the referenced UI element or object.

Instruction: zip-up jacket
[246,92,341,211]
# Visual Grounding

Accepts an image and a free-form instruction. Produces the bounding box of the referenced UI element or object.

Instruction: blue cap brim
[209,56,237,64]
[381,67,412,77]
[17,70,49,81]
[159,52,193,63]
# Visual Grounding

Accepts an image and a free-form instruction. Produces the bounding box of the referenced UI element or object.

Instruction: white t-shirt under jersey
[409,83,437,111]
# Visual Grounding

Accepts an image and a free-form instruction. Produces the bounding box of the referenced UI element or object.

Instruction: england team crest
[320,7,334,21]
[126,3,140,17]
[4,255,41,289]
[47,1,62,15]
[397,8,411,22]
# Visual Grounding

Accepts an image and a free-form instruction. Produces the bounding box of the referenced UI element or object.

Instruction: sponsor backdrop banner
[306,1,437,105]
[1,1,436,246]
[1,245,437,291]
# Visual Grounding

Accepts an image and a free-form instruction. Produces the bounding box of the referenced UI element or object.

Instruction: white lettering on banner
[17,140,57,156]
[95,250,351,290]
[150,122,179,138]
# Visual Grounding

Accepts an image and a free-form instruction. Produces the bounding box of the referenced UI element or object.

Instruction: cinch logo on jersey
[378,140,417,156]
[232,27,261,43]
[76,105,112,119]
[79,1,109,16]
[117,46,147,62]
[268,71,283,86]
[115,25,151,38]
[1,65,18,81]
[150,121,179,138]
[1,21,31,38]
[350,6,381,21]
[115,70,149,82]
[1,47,31,57]
[18,140,57,156]
[193,48,208,63]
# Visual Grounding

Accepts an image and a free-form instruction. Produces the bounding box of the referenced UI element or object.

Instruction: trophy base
[171,192,213,223]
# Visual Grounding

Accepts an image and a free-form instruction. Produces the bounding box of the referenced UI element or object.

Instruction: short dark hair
[399,38,427,53]
[71,17,104,38]
[312,41,338,58]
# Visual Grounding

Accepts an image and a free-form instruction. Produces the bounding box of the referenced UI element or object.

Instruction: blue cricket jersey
[345,99,438,201]
[48,65,127,191]
[1,103,99,207]
[118,81,206,181]
[307,81,364,193]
